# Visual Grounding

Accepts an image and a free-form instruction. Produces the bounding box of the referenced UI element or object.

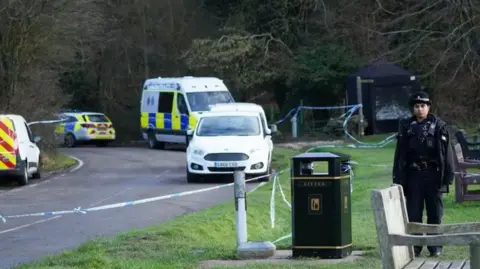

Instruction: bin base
[292,247,352,259]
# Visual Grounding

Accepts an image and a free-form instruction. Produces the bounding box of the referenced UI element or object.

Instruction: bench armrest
[466,141,480,147]
[390,233,480,246]
[407,222,480,234]
[459,161,480,169]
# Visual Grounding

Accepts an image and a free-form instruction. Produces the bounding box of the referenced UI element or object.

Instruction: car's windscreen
[196,116,260,136]
[86,114,109,122]
[186,91,234,112]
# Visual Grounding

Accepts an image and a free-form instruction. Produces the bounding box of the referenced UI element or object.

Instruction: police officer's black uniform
[392,91,455,257]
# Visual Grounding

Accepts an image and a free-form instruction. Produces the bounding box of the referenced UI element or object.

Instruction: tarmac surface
[0,146,261,269]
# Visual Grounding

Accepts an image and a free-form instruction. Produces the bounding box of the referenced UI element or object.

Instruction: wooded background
[2,0,479,142]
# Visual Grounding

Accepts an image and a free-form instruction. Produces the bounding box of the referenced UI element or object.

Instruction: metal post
[234,170,247,246]
[355,76,374,137]
[471,245,480,269]
[355,76,364,136]
[291,115,297,138]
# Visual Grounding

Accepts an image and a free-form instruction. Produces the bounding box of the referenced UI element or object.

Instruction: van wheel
[64,134,76,148]
[148,131,164,149]
[32,158,41,179]
[17,161,29,186]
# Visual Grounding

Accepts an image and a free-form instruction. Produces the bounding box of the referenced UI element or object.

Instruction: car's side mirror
[186,129,194,136]
[33,135,41,143]
[269,124,278,133]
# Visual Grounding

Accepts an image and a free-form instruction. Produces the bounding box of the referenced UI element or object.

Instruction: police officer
[392,91,455,257]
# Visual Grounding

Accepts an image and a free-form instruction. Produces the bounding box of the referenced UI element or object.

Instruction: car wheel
[64,134,76,148]
[186,165,199,183]
[17,161,29,186]
[258,155,272,182]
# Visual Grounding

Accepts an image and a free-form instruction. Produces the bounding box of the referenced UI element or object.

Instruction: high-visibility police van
[140,76,235,149]
[0,114,41,186]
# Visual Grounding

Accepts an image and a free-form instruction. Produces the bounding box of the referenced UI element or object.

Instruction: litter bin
[291,152,352,258]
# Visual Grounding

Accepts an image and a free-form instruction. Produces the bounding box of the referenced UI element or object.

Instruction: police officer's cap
[409,91,431,106]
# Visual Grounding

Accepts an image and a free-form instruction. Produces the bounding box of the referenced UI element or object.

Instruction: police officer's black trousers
[405,169,443,254]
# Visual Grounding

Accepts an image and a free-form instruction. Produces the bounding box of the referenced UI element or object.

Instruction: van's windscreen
[86,114,109,122]
[186,91,234,112]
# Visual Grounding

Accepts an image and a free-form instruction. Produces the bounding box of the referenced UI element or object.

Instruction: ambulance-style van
[140,76,235,149]
[0,114,41,185]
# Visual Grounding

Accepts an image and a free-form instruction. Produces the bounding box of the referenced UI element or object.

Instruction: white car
[0,114,41,185]
[186,111,276,182]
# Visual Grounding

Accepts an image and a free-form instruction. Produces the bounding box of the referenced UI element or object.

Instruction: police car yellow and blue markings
[56,113,115,140]
[54,114,82,136]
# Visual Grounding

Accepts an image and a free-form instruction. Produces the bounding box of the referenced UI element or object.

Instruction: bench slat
[404,259,426,269]
[434,261,451,269]
[404,259,470,269]
[449,260,467,269]
[419,260,438,268]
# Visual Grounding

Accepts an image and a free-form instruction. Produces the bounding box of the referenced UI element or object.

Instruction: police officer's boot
[414,246,422,257]
[428,246,442,257]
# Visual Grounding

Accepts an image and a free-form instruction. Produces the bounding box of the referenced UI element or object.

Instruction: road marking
[89,188,132,207]
[68,155,84,173]
[0,216,61,235]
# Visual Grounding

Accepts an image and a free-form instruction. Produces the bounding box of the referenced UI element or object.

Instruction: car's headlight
[192,148,205,156]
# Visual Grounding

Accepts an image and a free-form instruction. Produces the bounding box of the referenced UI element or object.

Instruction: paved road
[0,147,261,269]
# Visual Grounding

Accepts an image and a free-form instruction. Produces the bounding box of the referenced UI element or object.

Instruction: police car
[186,110,275,183]
[140,76,235,150]
[55,110,116,147]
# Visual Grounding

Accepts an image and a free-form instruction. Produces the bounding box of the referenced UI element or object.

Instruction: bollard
[291,115,298,138]
[234,170,276,259]
[234,170,247,246]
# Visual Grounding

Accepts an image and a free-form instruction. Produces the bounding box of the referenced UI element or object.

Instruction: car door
[156,91,175,142]
[176,93,190,132]
[23,122,40,172]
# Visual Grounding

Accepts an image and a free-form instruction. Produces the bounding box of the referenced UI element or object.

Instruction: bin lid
[293,152,348,159]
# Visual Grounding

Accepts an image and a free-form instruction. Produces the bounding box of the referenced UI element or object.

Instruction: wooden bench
[453,143,480,203]
[371,185,480,269]
[455,131,480,161]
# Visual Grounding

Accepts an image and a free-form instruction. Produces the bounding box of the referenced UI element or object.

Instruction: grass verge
[41,152,78,172]
[16,140,480,269]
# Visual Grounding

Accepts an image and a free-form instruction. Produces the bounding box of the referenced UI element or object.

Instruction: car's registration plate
[214,162,238,168]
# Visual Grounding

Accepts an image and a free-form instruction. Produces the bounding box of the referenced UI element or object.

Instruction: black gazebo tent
[345,59,421,135]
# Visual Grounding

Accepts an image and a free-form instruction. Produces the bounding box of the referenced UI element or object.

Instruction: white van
[140,76,235,149]
[0,114,41,185]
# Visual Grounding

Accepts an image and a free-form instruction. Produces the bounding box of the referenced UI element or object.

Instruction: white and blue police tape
[0,173,272,222]
[28,119,67,126]
[269,169,292,229]
[273,104,359,125]
[273,104,396,149]
[269,174,277,228]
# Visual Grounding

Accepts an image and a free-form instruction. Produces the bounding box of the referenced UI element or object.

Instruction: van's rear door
[0,117,17,170]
